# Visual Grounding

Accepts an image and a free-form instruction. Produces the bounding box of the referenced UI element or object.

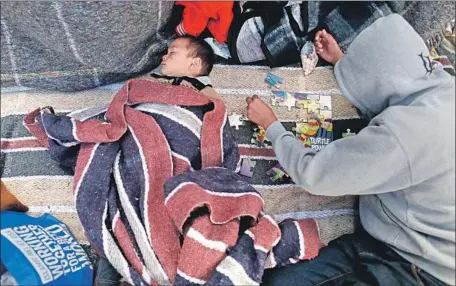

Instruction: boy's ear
[190,57,202,72]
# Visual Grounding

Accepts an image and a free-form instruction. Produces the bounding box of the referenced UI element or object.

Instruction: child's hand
[246,95,278,130]
[314,29,344,65]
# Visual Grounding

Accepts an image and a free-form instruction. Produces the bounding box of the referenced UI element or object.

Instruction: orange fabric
[176,1,234,43]
[1,180,28,212]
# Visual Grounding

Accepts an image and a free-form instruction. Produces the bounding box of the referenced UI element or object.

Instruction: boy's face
[161,38,201,77]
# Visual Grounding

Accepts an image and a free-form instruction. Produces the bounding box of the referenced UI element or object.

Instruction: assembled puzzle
[289,92,334,151]
[254,74,336,183]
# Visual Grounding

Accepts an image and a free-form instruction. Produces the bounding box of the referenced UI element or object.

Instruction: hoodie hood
[334,14,453,119]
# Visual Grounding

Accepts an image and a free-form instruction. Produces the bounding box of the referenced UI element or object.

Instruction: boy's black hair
[178,35,215,76]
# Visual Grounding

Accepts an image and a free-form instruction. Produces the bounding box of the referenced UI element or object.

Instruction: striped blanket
[1,64,364,260]
[22,79,324,285]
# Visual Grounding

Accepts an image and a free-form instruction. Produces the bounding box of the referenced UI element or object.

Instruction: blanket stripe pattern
[23,80,324,285]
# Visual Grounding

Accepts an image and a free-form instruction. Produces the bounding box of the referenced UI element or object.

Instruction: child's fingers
[321,29,332,42]
[315,42,323,49]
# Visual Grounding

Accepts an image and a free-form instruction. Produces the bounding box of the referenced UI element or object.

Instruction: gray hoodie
[266,14,455,285]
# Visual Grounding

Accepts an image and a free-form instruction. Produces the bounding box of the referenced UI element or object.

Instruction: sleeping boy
[149,35,221,99]
[67,35,220,122]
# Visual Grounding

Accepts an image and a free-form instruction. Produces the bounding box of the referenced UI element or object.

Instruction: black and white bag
[228,1,311,67]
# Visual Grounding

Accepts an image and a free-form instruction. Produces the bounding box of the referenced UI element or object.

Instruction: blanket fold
[24,80,324,285]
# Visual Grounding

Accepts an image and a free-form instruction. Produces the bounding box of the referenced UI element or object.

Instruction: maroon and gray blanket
[24,80,324,285]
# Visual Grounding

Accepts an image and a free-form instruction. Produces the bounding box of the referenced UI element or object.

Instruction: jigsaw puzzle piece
[271,90,287,106]
[282,93,296,111]
[295,120,320,137]
[228,112,244,130]
[318,95,332,111]
[321,120,333,132]
[272,90,288,99]
[265,77,280,89]
[251,126,272,147]
[267,163,292,183]
[294,93,309,109]
[265,72,284,89]
[297,109,311,122]
[271,91,295,111]
[307,100,320,113]
[267,72,284,83]
[239,158,256,178]
[342,129,356,138]
[319,110,332,120]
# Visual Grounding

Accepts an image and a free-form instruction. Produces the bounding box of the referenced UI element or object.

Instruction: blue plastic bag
[1,211,93,285]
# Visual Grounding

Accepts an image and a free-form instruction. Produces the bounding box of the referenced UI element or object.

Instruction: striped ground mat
[0,64,368,246]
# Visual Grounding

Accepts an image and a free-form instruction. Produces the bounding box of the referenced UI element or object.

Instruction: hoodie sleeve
[266,121,412,196]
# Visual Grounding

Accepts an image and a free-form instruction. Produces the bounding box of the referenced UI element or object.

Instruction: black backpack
[228,1,313,67]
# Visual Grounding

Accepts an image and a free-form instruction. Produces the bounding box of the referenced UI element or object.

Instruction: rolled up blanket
[24,80,324,285]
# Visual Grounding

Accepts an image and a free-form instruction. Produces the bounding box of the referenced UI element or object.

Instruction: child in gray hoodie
[247,14,455,285]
